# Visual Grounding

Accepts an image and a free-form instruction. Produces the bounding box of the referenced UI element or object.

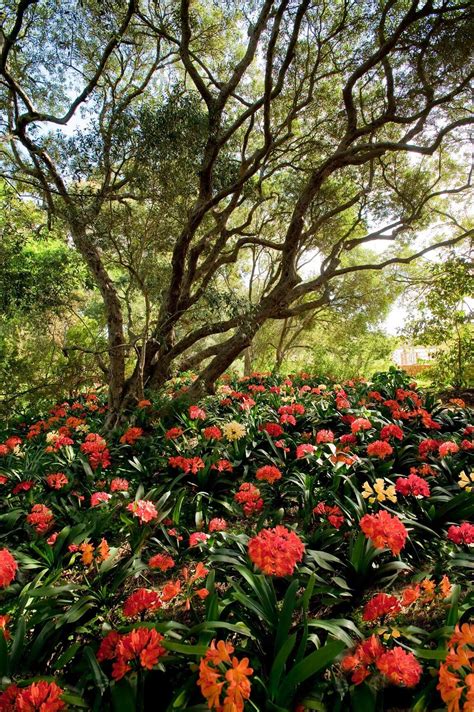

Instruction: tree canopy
[1,0,473,418]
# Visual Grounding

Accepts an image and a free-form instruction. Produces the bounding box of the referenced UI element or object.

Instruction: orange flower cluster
[437,623,474,712]
[119,426,143,445]
[359,511,407,555]
[255,465,282,484]
[45,472,68,490]
[234,483,263,516]
[126,499,158,524]
[0,548,17,588]
[366,440,394,459]
[197,639,253,712]
[248,525,305,576]
[148,553,175,571]
[97,627,166,680]
[362,577,452,624]
[341,636,422,687]
[160,562,209,611]
[80,433,110,469]
[363,593,401,621]
[0,680,65,711]
[26,504,54,534]
[122,588,162,618]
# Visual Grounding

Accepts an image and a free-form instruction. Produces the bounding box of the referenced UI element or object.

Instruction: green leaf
[111,678,136,712]
[350,682,376,712]
[278,640,346,704]
[269,634,297,696]
[84,646,109,695]
[274,579,299,655]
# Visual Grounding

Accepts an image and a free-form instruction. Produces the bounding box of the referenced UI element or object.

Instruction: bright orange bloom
[401,584,420,606]
[376,647,422,687]
[161,580,182,602]
[26,504,54,535]
[15,680,65,711]
[0,614,10,640]
[122,588,161,618]
[438,624,474,712]
[0,548,17,588]
[197,639,253,711]
[80,542,94,565]
[97,538,110,562]
[255,465,282,484]
[148,553,175,571]
[248,525,305,576]
[359,511,408,556]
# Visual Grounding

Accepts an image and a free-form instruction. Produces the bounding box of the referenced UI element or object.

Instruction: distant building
[392,345,436,367]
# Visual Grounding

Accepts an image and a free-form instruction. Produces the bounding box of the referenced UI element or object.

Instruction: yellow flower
[222,421,246,441]
[458,470,474,492]
[362,479,397,504]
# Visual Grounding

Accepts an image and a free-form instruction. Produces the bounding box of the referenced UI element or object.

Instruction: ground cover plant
[0,369,473,711]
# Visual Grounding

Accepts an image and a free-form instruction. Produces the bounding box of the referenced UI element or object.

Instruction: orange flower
[97,538,110,562]
[161,580,182,602]
[197,640,253,711]
[376,647,422,687]
[438,623,474,711]
[80,542,94,565]
[248,526,305,577]
[0,614,10,640]
[0,548,17,588]
[359,511,407,556]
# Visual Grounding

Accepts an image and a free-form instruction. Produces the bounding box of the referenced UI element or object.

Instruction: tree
[1,0,473,420]
[402,253,474,389]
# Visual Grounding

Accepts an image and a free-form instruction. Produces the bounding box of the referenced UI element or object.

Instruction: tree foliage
[0,0,473,418]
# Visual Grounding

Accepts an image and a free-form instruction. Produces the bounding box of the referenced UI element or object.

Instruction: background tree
[1,0,473,419]
[402,252,474,390]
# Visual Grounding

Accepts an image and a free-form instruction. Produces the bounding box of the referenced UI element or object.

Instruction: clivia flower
[127,500,158,524]
[248,526,305,577]
[296,443,315,458]
[122,588,162,618]
[148,553,175,571]
[458,470,474,492]
[90,491,112,507]
[110,477,129,492]
[376,647,422,687]
[366,440,394,459]
[0,680,66,711]
[437,623,474,711]
[262,423,284,438]
[316,429,334,444]
[46,472,69,490]
[119,427,143,445]
[313,501,345,529]
[189,405,206,420]
[197,639,253,711]
[189,532,209,547]
[0,548,17,588]
[447,522,474,546]
[363,593,402,622]
[255,465,282,484]
[380,424,404,441]
[395,474,430,498]
[208,518,227,532]
[12,480,35,494]
[359,511,408,555]
[438,441,459,458]
[362,478,397,504]
[26,504,54,534]
[351,418,373,434]
[234,483,263,516]
[203,426,223,440]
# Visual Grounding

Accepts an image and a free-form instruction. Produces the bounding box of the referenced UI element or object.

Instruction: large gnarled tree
[1,0,473,419]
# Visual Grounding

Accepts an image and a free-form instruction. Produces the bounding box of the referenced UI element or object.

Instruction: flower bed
[0,370,473,711]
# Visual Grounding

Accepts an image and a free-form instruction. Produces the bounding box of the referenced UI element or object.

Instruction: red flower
[351,418,372,434]
[189,532,209,547]
[447,522,474,546]
[137,399,151,408]
[120,427,143,445]
[262,423,284,437]
[203,426,222,440]
[367,440,393,459]
[168,456,205,474]
[211,459,233,473]
[376,647,422,687]
[12,480,35,494]
[363,593,402,621]
[296,444,315,458]
[380,424,404,441]
[80,433,111,469]
[149,553,175,571]
[418,438,440,459]
[117,628,166,675]
[316,429,334,443]
[110,477,129,492]
[395,475,430,498]
[165,427,183,440]
[123,588,162,618]
[248,525,305,577]
[360,511,408,555]
[97,631,122,662]
[46,472,68,490]
[14,681,65,711]
[438,441,459,458]
[313,502,345,529]
[189,405,206,420]
[234,483,263,516]
[208,518,227,532]
[255,465,282,484]
[340,434,357,445]
[26,504,54,534]
[90,491,112,507]
[341,635,386,684]
[0,548,18,588]
[127,500,158,524]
